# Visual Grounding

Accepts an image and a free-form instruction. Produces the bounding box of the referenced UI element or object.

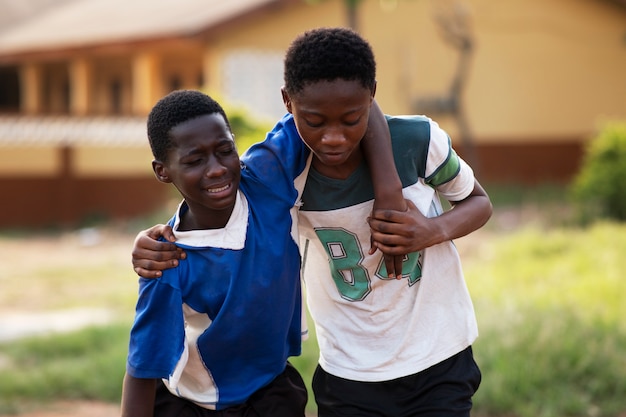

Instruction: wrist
[374,186,408,211]
[430,217,449,246]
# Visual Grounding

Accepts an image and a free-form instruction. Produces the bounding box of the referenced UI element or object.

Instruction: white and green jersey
[299,115,478,382]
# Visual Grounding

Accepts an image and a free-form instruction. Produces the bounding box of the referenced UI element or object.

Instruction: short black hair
[147,90,230,162]
[283,27,376,96]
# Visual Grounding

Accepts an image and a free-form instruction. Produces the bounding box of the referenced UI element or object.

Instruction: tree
[305,0,364,31]
[412,0,479,169]
[344,0,364,31]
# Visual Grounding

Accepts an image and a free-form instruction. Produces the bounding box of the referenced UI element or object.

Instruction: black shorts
[313,346,481,417]
[154,362,308,417]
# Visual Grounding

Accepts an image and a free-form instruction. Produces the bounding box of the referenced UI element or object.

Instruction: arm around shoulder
[131,224,185,278]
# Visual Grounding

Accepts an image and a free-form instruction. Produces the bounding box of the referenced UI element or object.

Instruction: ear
[152,160,172,184]
[371,81,377,101]
[281,87,293,114]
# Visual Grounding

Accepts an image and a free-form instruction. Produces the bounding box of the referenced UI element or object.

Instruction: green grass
[466,222,626,417]
[290,318,320,414]
[0,324,130,414]
[1,185,625,416]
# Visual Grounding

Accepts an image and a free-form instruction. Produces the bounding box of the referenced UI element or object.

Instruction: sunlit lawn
[465,222,626,417]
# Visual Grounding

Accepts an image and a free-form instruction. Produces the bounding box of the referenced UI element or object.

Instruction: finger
[370,208,402,223]
[369,217,412,238]
[134,235,171,252]
[370,235,399,278]
[144,224,166,239]
[370,228,409,250]
[132,246,177,265]
[134,266,162,279]
[133,259,179,275]
[371,199,417,222]
[383,254,396,278]
[151,239,180,254]
[143,224,177,242]
[371,242,411,257]
[369,233,376,255]
[161,225,177,243]
[394,255,403,280]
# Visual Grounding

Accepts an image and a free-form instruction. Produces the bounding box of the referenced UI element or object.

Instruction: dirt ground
[4,401,120,417]
[8,401,321,417]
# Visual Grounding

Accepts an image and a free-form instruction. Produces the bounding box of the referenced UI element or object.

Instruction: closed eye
[306,120,324,128]
[344,116,362,127]
[183,158,203,166]
[217,144,236,156]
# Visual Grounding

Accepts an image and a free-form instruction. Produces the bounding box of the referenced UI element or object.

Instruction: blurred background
[0,0,625,416]
[1,0,624,228]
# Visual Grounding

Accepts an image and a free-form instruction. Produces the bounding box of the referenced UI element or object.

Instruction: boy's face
[153,113,241,229]
[282,79,374,179]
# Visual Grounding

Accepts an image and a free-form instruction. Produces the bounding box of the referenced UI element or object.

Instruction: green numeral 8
[315,228,422,301]
[315,228,371,301]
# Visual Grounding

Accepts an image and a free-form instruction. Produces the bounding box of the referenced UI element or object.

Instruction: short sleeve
[424,119,475,202]
[240,114,310,189]
[126,276,186,379]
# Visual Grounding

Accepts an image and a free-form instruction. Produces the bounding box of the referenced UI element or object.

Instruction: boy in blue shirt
[121,90,307,417]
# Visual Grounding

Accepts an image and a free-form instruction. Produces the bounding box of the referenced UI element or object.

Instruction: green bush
[228,108,273,152]
[570,122,626,222]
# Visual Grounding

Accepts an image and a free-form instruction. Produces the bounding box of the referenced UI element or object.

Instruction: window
[222,50,285,121]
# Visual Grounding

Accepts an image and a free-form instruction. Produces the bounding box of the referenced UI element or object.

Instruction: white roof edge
[0,115,148,148]
[0,0,280,55]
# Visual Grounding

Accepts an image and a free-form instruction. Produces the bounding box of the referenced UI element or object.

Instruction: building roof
[0,0,74,33]
[0,0,287,58]
[1,0,623,60]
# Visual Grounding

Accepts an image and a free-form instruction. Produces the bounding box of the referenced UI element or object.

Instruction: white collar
[171,190,249,249]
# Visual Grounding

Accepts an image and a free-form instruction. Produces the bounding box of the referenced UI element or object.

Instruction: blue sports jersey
[126,114,310,410]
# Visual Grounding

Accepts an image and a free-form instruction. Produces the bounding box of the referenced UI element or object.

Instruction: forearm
[121,373,157,417]
[362,100,407,277]
[362,100,405,209]
[432,181,492,244]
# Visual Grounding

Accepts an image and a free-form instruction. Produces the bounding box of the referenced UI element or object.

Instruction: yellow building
[1,0,625,227]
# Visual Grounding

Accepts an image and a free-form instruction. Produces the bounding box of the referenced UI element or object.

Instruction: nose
[321,126,346,147]
[205,155,227,178]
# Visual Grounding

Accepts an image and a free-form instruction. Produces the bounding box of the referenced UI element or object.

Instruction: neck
[179,203,233,231]
[312,148,363,180]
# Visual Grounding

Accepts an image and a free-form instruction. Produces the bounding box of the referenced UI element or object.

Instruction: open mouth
[207,183,230,193]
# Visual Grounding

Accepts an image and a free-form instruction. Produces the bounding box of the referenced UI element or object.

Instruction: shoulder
[240,114,299,163]
[387,115,449,158]
[387,115,449,146]
[387,115,442,179]
[240,113,308,176]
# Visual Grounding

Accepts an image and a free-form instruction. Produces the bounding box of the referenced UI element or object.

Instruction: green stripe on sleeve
[426,147,461,186]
